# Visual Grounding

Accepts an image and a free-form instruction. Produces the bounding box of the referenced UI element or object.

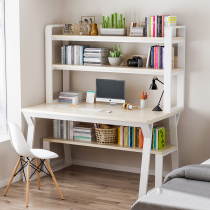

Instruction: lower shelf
[43,137,177,156]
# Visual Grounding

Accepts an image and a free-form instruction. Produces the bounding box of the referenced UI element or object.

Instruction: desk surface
[21,102,183,124]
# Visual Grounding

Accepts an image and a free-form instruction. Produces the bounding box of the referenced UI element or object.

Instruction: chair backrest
[7,121,34,158]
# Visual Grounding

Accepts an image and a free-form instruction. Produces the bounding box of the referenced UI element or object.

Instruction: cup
[140,99,147,108]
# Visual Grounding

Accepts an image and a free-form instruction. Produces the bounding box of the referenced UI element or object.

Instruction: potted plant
[108,45,122,66]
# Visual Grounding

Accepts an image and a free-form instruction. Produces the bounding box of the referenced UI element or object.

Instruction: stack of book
[146,46,174,69]
[84,48,108,66]
[61,45,90,65]
[73,125,95,141]
[58,91,86,103]
[118,127,144,148]
[152,126,165,150]
[53,120,71,140]
[145,15,176,37]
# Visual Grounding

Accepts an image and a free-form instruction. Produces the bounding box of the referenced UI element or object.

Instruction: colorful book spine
[139,128,141,148]
[125,127,128,146]
[127,127,130,147]
[122,126,124,146]
[155,46,158,69]
[151,46,154,68]
[61,47,63,64]
[136,128,139,147]
[153,16,155,37]
[150,16,153,37]
[134,127,136,147]
[141,129,144,148]
[130,127,132,147]
[118,127,120,145]
[124,127,126,146]
[157,15,162,37]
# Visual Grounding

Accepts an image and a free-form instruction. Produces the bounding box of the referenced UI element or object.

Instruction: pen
[71,105,76,107]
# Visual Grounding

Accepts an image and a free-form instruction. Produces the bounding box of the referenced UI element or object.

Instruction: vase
[90,23,98,36]
[108,57,123,66]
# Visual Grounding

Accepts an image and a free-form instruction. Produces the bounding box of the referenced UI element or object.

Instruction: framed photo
[63,22,75,35]
[81,16,95,25]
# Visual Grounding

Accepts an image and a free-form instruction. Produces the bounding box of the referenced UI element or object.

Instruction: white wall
[61,0,210,170]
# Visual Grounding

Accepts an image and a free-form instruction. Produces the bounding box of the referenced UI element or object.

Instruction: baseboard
[0,173,23,188]
[72,159,170,177]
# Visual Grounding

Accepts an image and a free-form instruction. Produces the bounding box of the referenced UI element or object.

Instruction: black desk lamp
[149,76,164,111]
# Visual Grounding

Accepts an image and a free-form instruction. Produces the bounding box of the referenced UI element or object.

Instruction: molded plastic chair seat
[30,149,58,159]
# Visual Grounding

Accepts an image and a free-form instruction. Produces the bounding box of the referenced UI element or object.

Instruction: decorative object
[90,23,98,36]
[81,16,95,35]
[95,127,117,144]
[86,91,95,103]
[101,13,127,36]
[122,102,138,110]
[149,76,164,111]
[127,22,145,37]
[79,21,84,35]
[108,45,122,66]
[127,56,143,67]
[63,22,75,35]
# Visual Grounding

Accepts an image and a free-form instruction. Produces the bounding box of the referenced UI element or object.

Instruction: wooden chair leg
[4,157,21,196]
[26,160,30,207]
[45,159,64,200]
[36,158,40,190]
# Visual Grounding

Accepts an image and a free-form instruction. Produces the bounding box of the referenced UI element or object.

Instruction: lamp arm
[153,76,164,85]
[158,90,164,105]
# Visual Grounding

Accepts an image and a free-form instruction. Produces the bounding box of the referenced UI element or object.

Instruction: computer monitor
[96,79,125,105]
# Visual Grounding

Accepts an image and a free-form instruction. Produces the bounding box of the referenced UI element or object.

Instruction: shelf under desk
[21,102,182,199]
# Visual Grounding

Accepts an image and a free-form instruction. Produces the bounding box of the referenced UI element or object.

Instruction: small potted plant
[108,45,122,66]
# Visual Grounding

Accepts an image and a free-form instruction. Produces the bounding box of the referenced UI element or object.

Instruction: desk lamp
[149,76,164,111]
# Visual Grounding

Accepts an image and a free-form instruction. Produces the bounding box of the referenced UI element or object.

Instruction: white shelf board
[43,137,177,156]
[52,35,184,44]
[52,64,184,76]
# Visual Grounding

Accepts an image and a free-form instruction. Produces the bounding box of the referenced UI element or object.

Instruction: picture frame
[81,16,95,25]
[63,22,75,35]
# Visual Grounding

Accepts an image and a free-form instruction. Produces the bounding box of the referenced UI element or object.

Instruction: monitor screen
[96,79,125,100]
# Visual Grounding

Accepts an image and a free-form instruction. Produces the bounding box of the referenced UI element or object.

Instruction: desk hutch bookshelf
[21,24,185,198]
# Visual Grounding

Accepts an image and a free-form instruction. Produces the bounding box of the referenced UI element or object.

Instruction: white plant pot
[108,57,123,66]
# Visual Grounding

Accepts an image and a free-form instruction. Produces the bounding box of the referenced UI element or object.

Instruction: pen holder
[140,99,147,108]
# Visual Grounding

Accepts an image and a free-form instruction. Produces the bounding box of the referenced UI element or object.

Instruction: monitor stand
[105,102,117,106]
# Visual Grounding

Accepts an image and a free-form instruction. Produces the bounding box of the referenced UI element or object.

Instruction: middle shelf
[43,136,177,156]
[52,64,184,76]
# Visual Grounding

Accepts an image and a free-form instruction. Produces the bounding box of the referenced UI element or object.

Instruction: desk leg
[139,124,153,198]
[169,114,180,170]
[155,154,163,188]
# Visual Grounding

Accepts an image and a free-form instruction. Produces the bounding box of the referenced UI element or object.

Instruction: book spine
[70,121,73,139]
[150,16,153,37]
[157,16,162,37]
[71,46,74,64]
[120,126,123,146]
[64,121,66,139]
[154,46,156,69]
[141,129,144,148]
[76,46,80,65]
[80,46,83,65]
[122,126,124,146]
[60,120,63,139]
[63,46,66,64]
[161,47,164,68]
[151,46,154,68]
[130,127,132,147]
[155,46,158,69]
[136,128,139,147]
[139,128,141,148]
[145,17,147,37]
[61,47,63,64]
[66,46,68,64]
[118,127,120,145]
[134,127,136,147]
[124,127,126,146]
[153,16,155,37]
[161,15,164,37]
[147,16,150,37]
[67,46,71,64]
[125,127,128,146]
[155,15,157,37]
[127,127,130,147]
[53,120,56,138]
[156,129,159,150]
[159,46,162,69]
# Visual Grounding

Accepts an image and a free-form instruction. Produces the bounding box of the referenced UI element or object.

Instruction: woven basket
[95,127,117,144]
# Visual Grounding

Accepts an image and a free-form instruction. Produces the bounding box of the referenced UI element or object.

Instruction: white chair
[4,121,63,207]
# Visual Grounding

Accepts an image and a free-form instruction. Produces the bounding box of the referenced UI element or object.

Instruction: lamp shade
[149,79,158,90]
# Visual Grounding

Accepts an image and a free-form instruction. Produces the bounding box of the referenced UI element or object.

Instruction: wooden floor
[0,165,155,210]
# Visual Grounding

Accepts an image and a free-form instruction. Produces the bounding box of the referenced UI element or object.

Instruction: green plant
[109,45,122,57]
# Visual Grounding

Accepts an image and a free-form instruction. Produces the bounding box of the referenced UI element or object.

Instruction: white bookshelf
[45,24,186,113]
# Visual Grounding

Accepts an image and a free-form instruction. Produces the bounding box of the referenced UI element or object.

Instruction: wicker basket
[95,127,117,144]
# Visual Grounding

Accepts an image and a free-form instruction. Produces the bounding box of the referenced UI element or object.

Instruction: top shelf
[52,35,185,44]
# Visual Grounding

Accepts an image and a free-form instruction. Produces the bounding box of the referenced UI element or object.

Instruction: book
[146,47,151,68]
[122,126,124,146]
[146,16,150,37]
[157,15,162,37]
[161,15,169,37]
[67,46,72,65]
[125,127,128,146]
[66,46,68,64]
[120,126,123,145]
[80,45,90,65]
[141,129,144,148]
[164,15,170,36]
[53,120,57,138]
[153,16,155,37]
[145,17,147,37]
[127,127,130,147]
[150,16,153,37]
[151,46,154,68]
[158,127,165,149]
[168,16,177,36]
[130,127,132,147]
[134,127,136,147]
[118,127,120,145]
[85,48,108,52]
[57,120,60,138]
[136,128,139,147]
[61,47,63,64]
[139,128,142,148]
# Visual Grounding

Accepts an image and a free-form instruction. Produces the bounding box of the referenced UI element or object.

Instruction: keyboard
[79,108,104,112]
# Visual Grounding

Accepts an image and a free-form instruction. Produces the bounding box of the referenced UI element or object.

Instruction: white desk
[22,102,183,198]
